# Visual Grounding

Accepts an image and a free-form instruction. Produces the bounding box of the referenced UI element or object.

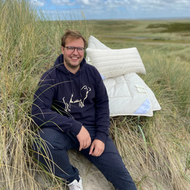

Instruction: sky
[30,0,190,20]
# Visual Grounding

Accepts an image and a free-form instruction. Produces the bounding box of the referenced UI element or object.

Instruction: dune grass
[0,0,190,189]
[0,0,89,189]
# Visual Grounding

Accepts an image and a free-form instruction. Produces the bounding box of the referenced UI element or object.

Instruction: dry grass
[110,110,190,189]
[0,0,88,189]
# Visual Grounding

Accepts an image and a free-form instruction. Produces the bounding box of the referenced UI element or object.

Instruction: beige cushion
[86,47,146,79]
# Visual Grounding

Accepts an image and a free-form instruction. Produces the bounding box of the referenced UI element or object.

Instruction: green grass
[86,19,190,44]
[0,0,190,189]
[147,22,190,33]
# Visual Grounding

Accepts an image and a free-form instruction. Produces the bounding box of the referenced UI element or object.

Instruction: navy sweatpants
[33,126,137,190]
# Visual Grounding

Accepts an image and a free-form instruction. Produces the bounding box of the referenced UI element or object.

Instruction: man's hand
[77,126,91,151]
[89,139,105,157]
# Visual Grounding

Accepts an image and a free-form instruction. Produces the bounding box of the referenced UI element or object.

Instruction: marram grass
[0,0,190,189]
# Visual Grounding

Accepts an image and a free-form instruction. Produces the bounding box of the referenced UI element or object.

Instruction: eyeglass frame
[64,46,85,54]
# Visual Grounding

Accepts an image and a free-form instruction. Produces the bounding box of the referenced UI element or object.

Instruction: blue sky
[30,0,190,20]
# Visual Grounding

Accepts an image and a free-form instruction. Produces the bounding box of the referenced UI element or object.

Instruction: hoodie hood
[54,54,86,76]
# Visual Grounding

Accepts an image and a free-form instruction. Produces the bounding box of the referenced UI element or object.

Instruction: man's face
[61,37,85,73]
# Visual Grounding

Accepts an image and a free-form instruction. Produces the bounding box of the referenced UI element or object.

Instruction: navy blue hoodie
[32,54,110,144]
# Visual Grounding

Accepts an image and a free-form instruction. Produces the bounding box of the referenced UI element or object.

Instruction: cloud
[31,0,45,7]
[51,0,76,6]
[80,0,90,5]
[47,0,190,20]
[132,0,190,10]
[50,0,190,12]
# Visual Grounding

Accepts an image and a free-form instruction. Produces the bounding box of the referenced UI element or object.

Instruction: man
[32,29,137,190]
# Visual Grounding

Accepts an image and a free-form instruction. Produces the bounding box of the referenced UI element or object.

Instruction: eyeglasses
[64,46,85,54]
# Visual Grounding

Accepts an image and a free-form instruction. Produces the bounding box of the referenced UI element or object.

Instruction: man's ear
[61,46,64,54]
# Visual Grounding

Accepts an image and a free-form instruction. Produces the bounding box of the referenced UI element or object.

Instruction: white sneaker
[68,176,83,190]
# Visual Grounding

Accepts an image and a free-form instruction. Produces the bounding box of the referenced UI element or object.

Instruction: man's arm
[32,72,92,151]
[89,70,110,156]
[32,72,82,135]
[94,72,110,143]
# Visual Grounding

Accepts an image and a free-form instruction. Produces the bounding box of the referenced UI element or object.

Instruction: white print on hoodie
[62,85,91,112]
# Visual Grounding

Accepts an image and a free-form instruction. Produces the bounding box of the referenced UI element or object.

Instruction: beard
[64,56,81,69]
